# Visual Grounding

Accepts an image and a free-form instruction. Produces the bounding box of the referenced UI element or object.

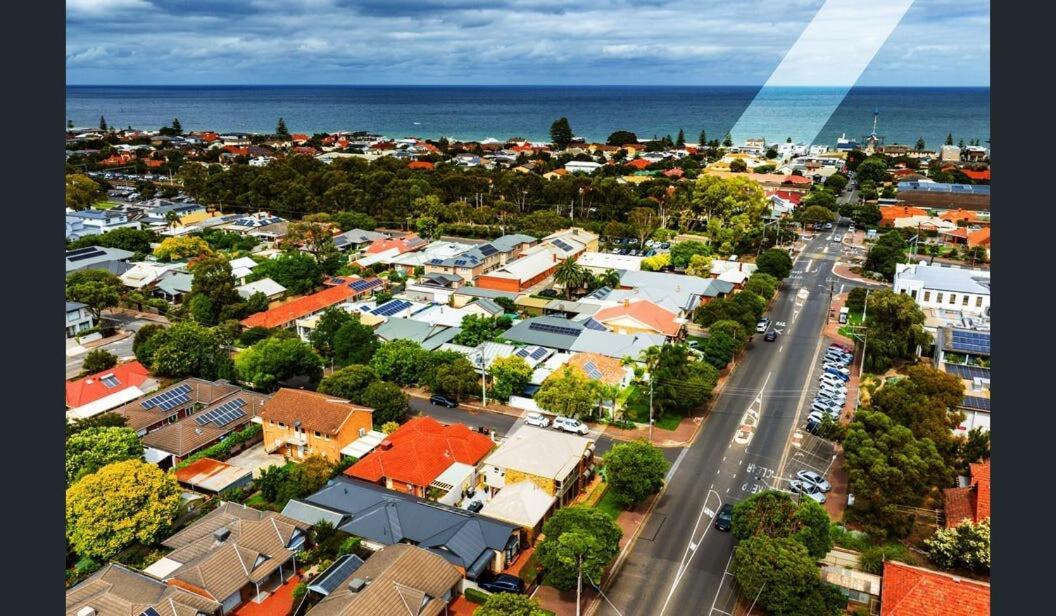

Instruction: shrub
[858,544,910,575]
[465,587,491,604]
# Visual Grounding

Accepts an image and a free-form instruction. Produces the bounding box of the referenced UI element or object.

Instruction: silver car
[796,470,832,492]
[524,412,550,428]
[789,480,827,504]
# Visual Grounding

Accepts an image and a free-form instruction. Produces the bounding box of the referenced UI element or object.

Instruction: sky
[66,0,990,86]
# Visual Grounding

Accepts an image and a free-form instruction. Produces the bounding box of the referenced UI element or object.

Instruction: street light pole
[648,377,654,443]
[477,356,487,407]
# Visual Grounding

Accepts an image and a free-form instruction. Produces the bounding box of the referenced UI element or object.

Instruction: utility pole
[576,553,583,616]
[648,377,655,443]
[477,355,487,407]
[856,289,871,409]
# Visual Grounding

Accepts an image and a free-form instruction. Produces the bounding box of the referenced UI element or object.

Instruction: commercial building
[893,263,991,318]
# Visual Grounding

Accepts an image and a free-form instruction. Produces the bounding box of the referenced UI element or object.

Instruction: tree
[915,136,926,151]
[99,115,108,131]
[553,257,589,299]
[698,129,707,147]
[869,364,964,457]
[153,235,213,262]
[490,356,533,402]
[732,490,798,541]
[236,336,323,392]
[431,356,479,400]
[245,291,269,315]
[276,117,290,137]
[66,412,128,440]
[604,440,668,507]
[189,255,243,325]
[65,427,143,485]
[536,507,622,591]
[925,519,990,573]
[476,593,552,616]
[453,314,513,347]
[308,308,355,357]
[843,410,948,538]
[333,319,380,366]
[171,117,182,134]
[68,227,158,254]
[797,205,836,227]
[132,323,166,366]
[669,240,710,269]
[722,133,733,147]
[744,273,779,301]
[855,158,890,185]
[628,207,657,250]
[755,248,792,279]
[607,130,638,146]
[676,129,685,148]
[865,230,906,280]
[66,173,106,210]
[370,340,430,386]
[731,536,846,616]
[955,428,990,475]
[253,251,323,295]
[361,380,410,425]
[82,348,118,374]
[66,460,182,560]
[862,288,931,372]
[535,366,596,418]
[291,455,334,496]
[550,117,573,150]
[729,158,747,173]
[149,321,234,380]
[317,364,379,402]
[65,269,122,324]
[823,173,848,193]
[845,287,867,313]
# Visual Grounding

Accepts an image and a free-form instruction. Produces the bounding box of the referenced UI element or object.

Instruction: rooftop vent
[214,527,231,542]
[77,608,97,616]
[348,578,367,593]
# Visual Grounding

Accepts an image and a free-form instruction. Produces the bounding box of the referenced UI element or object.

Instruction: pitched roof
[565,352,626,386]
[66,361,153,409]
[880,205,930,223]
[880,561,990,616]
[261,388,373,435]
[346,416,494,488]
[944,460,990,527]
[306,544,462,616]
[967,227,990,248]
[939,209,980,223]
[478,480,556,529]
[65,562,221,616]
[593,299,682,337]
[142,390,270,457]
[240,284,356,328]
[962,169,990,181]
[484,425,592,480]
[115,378,242,433]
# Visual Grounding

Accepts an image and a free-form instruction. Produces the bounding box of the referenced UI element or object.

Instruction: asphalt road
[599,231,842,616]
[65,313,154,378]
[408,396,684,465]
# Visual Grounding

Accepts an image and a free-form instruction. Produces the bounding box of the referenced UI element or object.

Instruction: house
[222,212,288,240]
[880,561,990,616]
[65,562,222,616]
[566,352,633,388]
[564,160,603,174]
[65,301,94,337]
[333,228,388,252]
[240,284,358,329]
[897,182,990,213]
[114,378,248,437]
[283,476,522,580]
[817,548,883,614]
[944,460,990,528]
[66,209,142,235]
[306,544,462,616]
[450,286,520,308]
[261,388,374,462]
[357,234,428,267]
[119,261,183,290]
[576,251,644,274]
[479,480,557,543]
[175,457,253,495]
[879,206,930,227]
[941,359,991,434]
[66,361,158,421]
[141,389,270,469]
[228,256,259,283]
[65,245,135,275]
[502,316,587,351]
[569,329,665,360]
[345,416,495,503]
[593,299,683,338]
[236,277,287,301]
[375,317,461,351]
[893,263,991,317]
[482,425,595,508]
[153,270,195,303]
[143,502,309,614]
[475,249,562,292]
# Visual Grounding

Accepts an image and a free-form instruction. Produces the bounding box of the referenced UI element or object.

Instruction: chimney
[214,527,231,542]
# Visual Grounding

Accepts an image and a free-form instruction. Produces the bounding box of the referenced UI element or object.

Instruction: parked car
[823,222,833,230]
[764,329,778,342]
[796,470,832,493]
[552,416,590,435]
[538,288,559,298]
[822,363,851,376]
[525,412,550,428]
[714,503,735,531]
[833,234,843,242]
[829,343,853,352]
[807,411,825,424]
[477,573,526,595]
[818,385,847,399]
[815,391,846,406]
[824,350,852,363]
[466,500,484,513]
[756,318,771,333]
[789,480,827,504]
[822,367,850,382]
[429,394,458,408]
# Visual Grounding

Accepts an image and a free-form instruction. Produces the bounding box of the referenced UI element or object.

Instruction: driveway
[226,441,286,478]
[65,314,160,378]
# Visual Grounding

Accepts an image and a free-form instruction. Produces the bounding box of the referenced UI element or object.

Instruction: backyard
[622,385,682,431]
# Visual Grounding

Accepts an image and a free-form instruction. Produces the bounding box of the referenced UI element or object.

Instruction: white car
[756,318,771,333]
[796,470,832,493]
[525,412,550,428]
[552,416,589,435]
[789,480,827,504]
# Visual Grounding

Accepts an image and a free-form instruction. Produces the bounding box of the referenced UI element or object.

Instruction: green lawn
[837,310,864,338]
[623,386,683,431]
[93,201,121,210]
[594,488,625,520]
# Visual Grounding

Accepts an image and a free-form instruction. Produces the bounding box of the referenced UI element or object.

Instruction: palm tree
[554,258,586,299]
[597,268,621,289]
[165,211,180,230]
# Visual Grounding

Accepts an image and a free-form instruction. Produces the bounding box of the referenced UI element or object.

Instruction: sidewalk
[832,262,888,286]
[600,417,699,447]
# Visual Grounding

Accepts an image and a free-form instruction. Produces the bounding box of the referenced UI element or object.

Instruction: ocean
[66,85,989,150]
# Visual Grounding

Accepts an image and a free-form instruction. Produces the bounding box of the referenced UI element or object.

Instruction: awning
[466,550,493,581]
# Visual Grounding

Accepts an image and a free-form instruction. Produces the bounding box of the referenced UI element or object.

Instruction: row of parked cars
[525,412,590,435]
[805,343,853,434]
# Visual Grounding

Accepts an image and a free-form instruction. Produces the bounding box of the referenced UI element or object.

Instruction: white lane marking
[778,345,784,353]
[707,552,737,616]
[659,489,724,616]
[665,446,690,482]
[804,259,814,272]
[776,329,830,478]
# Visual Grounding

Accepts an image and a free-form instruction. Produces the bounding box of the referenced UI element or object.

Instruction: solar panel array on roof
[583,361,603,380]
[552,239,574,252]
[141,383,192,410]
[529,347,549,360]
[68,250,106,262]
[944,363,990,380]
[349,278,382,293]
[582,317,607,331]
[100,374,120,388]
[194,398,247,427]
[586,286,612,300]
[66,246,100,256]
[961,395,991,411]
[478,244,498,257]
[514,348,530,358]
[950,329,990,354]
[528,321,581,336]
[139,608,162,616]
[370,299,413,317]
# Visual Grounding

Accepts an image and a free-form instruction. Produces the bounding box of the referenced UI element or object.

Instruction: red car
[828,343,852,352]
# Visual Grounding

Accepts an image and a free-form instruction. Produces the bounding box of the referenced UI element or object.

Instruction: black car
[477,573,526,595]
[466,500,484,513]
[538,288,559,298]
[429,394,458,408]
[764,329,778,342]
[714,503,734,531]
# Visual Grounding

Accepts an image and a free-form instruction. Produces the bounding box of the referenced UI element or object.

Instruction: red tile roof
[766,189,803,205]
[880,206,929,224]
[881,561,990,616]
[365,234,426,255]
[962,169,990,181]
[939,209,979,223]
[408,161,435,170]
[240,285,356,329]
[663,167,685,178]
[594,299,682,337]
[968,227,990,248]
[943,459,990,527]
[66,361,152,409]
[625,158,651,170]
[346,416,494,489]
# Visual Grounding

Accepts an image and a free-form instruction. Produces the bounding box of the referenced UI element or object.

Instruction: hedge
[176,423,262,469]
[464,588,491,604]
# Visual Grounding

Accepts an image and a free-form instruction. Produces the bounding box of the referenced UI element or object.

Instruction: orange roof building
[962,169,990,181]
[345,416,495,499]
[407,160,435,170]
[881,561,990,616]
[66,361,156,420]
[625,158,651,170]
[944,460,990,528]
[880,205,929,226]
[593,299,683,338]
[968,227,990,248]
[940,209,980,224]
[566,353,628,386]
[240,284,356,329]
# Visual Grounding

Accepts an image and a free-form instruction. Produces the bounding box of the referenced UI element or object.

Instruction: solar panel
[100,374,120,388]
[68,250,106,262]
[529,347,549,360]
[582,318,607,331]
[528,321,581,336]
[944,363,990,380]
[371,299,412,317]
[139,608,162,616]
[195,399,247,427]
[583,361,603,379]
[66,246,100,256]
[479,244,498,257]
[961,396,991,411]
[950,330,990,354]
[515,348,530,358]
[349,278,380,292]
[141,383,191,409]
[553,239,574,252]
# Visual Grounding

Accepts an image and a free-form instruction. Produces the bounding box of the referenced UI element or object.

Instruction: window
[976,296,983,307]
[949,293,956,305]
[314,431,321,438]
[910,290,917,299]
[923,291,931,302]
[936,293,943,303]
[963,295,970,306]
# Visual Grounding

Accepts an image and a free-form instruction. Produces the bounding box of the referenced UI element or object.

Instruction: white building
[564,161,603,174]
[893,263,991,317]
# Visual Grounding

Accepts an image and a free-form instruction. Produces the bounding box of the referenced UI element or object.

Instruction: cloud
[66,0,989,85]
